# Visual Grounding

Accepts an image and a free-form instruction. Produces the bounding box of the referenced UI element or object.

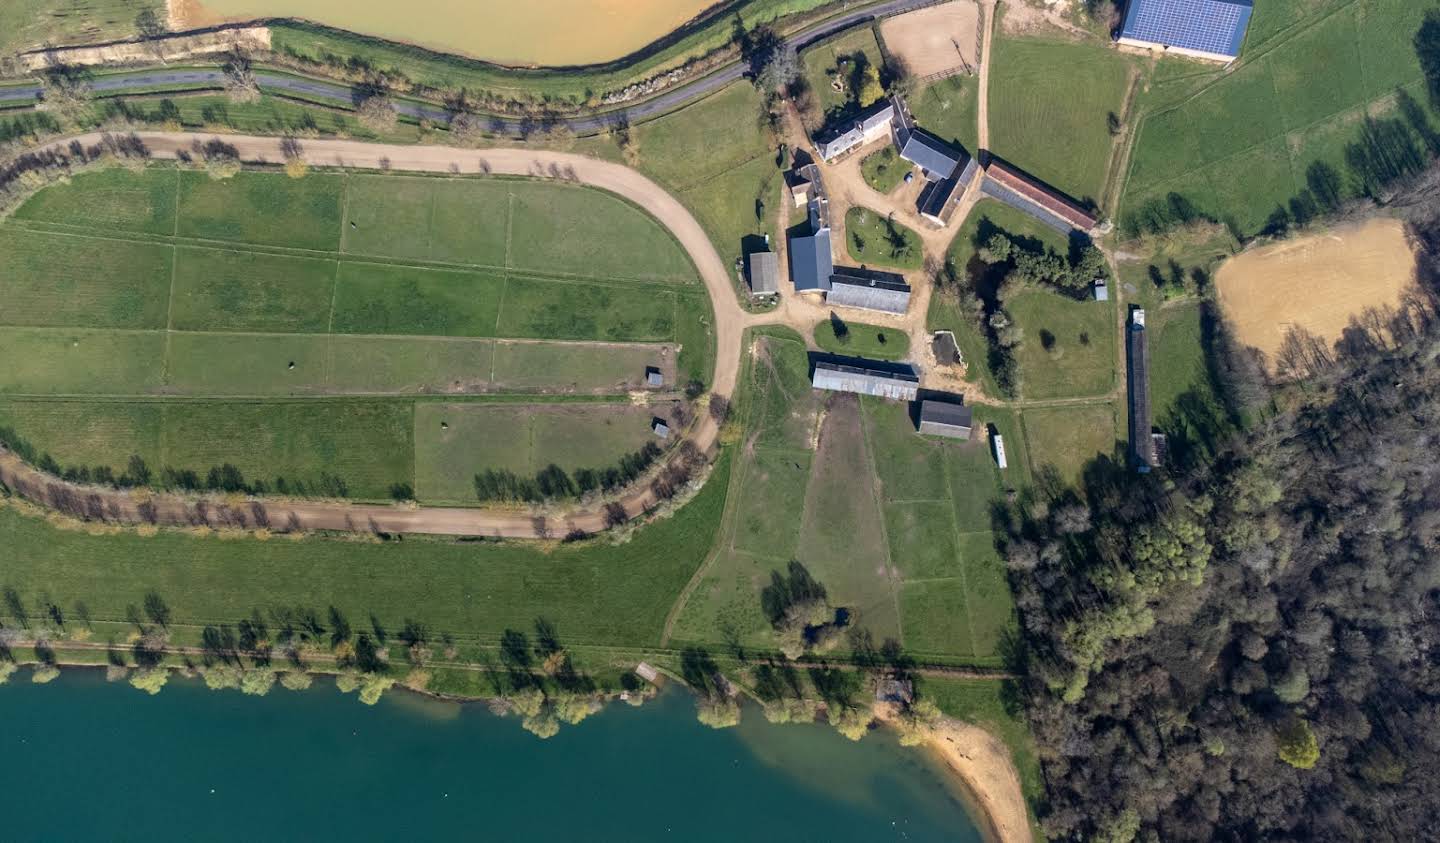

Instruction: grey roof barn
[748,251,779,294]
[827,269,911,314]
[918,401,973,439]
[812,361,919,401]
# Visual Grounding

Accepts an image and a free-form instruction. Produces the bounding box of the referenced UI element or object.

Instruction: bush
[31,664,60,684]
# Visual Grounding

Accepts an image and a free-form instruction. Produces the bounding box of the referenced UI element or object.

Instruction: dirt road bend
[5,132,750,538]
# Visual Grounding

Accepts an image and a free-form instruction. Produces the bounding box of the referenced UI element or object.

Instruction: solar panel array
[1120,0,1253,58]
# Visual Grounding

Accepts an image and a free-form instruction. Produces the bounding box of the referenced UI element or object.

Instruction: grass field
[928,199,1075,394]
[1006,288,1116,400]
[988,23,1137,204]
[844,206,924,269]
[1121,0,1438,235]
[0,449,733,655]
[860,146,908,194]
[669,329,1021,667]
[1021,402,1120,487]
[0,0,159,54]
[800,26,887,123]
[908,74,980,155]
[413,402,672,503]
[813,317,911,361]
[0,165,708,501]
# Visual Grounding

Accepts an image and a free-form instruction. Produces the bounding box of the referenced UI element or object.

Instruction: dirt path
[977,0,996,153]
[5,131,747,538]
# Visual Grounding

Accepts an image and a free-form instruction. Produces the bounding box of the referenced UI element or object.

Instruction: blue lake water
[0,669,983,841]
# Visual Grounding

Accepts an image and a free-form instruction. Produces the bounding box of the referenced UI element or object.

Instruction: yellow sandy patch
[1215,218,1416,367]
[880,0,981,78]
[177,0,714,66]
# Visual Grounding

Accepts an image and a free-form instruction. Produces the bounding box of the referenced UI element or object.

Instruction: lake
[189,0,715,66]
[0,669,984,841]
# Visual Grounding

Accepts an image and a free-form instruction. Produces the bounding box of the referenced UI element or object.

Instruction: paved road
[0,0,937,134]
[0,131,750,538]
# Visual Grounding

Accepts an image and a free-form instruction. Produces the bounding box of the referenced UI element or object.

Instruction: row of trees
[1005,208,1440,838]
[473,440,664,503]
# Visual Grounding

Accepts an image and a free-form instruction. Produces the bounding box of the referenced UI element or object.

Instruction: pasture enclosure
[1215,218,1416,369]
[1007,288,1116,400]
[988,26,1137,205]
[0,165,709,502]
[1122,0,1438,235]
[879,0,981,79]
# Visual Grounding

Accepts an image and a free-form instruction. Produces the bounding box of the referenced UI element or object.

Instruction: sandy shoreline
[922,718,1031,843]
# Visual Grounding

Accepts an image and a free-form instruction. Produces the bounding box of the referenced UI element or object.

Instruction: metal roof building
[897,126,963,178]
[790,228,834,292]
[828,269,911,314]
[1127,309,1155,472]
[1118,0,1253,63]
[748,251,779,295]
[812,361,919,401]
[918,401,973,439]
[919,157,979,226]
[981,160,1099,234]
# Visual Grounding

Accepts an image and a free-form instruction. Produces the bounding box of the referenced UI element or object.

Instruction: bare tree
[222,52,261,104]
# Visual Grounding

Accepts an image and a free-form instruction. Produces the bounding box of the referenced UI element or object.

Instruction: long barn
[812,361,920,401]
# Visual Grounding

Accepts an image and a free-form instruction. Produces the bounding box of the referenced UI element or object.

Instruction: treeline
[1,426,353,499]
[1003,223,1440,838]
[474,441,663,502]
[934,229,1109,397]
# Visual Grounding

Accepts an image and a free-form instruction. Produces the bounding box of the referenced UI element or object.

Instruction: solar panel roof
[1120,0,1253,58]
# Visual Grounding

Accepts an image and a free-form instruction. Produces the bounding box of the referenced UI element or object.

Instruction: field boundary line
[856,397,906,645]
[161,244,179,385]
[939,436,982,663]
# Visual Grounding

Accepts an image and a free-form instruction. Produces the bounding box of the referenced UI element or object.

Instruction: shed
[1094,280,1109,301]
[646,366,664,387]
[1128,308,1154,472]
[652,418,670,438]
[828,270,912,314]
[981,160,1099,234]
[918,401,973,439]
[992,433,1009,469]
[748,251,779,295]
[1118,0,1253,63]
[812,361,919,401]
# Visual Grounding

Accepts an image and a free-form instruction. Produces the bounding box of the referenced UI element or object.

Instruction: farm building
[815,101,897,161]
[645,366,664,387]
[918,159,979,226]
[827,269,912,314]
[981,160,1099,234]
[1117,0,1253,64]
[790,229,834,293]
[896,125,964,178]
[918,401,973,439]
[1127,308,1155,472]
[1093,280,1109,301]
[992,432,1009,469]
[652,418,671,439]
[812,360,920,401]
[748,250,779,295]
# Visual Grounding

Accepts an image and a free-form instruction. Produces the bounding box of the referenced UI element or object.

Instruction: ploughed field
[0,165,714,502]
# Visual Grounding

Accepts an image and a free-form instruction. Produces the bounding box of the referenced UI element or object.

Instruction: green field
[844,206,923,269]
[1021,402,1120,486]
[989,24,1137,204]
[1121,0,1437,235]
[1006,288,1116,400]
[928,199,1075,395]
[859,146,908,194]
[0,165,708,501]
[909,75,980,155]
[0,0,160,54]
[813,317,911,361]
[668,330,1020,667]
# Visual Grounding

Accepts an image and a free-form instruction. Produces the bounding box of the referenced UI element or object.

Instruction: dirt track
[5,131,749,538]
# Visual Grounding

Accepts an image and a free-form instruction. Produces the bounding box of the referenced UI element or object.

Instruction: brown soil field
[1215,218,1417,369]
[880,0,981,79]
